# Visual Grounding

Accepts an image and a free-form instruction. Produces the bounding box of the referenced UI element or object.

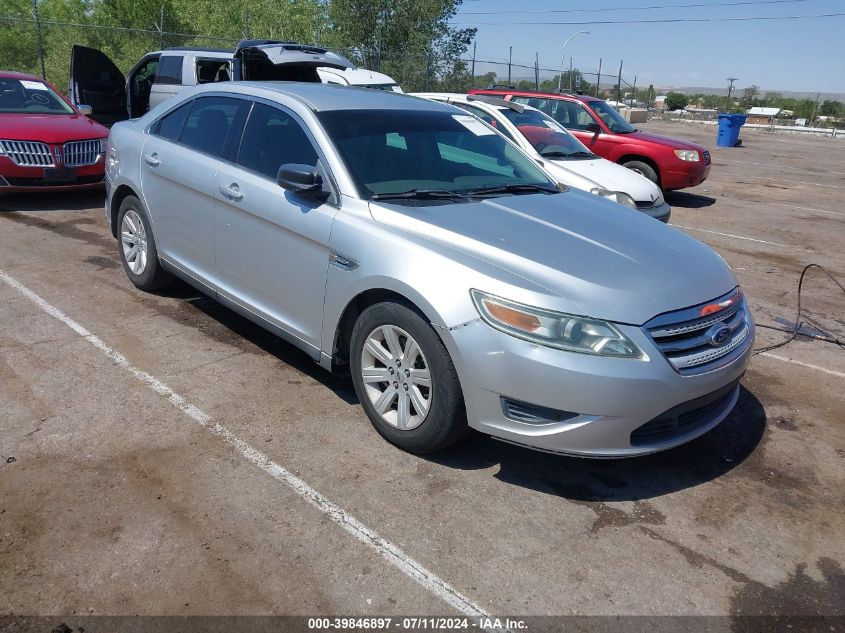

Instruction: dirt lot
[1,121,843,628]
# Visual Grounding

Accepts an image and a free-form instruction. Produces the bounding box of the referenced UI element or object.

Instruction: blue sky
[451,0,845,94]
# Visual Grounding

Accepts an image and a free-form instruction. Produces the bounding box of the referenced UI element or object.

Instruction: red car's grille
[64,139,101,167]
[0,140,54,167]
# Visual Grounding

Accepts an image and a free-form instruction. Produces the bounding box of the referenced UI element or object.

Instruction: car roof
[473,88,603,104]
[210,81,452,113]
[0,71,47,82]
[414,92,544,115]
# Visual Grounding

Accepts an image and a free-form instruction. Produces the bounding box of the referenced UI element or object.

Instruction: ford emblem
[709,325,732,347]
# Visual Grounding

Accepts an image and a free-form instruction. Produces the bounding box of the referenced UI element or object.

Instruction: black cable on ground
[753,263,845,355]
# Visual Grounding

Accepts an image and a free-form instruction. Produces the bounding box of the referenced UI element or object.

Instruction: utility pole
[616,59,623,105]
[596,58,602,97]
[534,52,539,90]
[568,56,573,91]
[726,77,738,110]
[31,0,46,79]
[507,46,512,85]
[810,91,820,125]
[631,75,637,107]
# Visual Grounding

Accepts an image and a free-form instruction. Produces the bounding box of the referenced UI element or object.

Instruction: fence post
[471,41,476,88]
[424,49,431,91]
[156,4,165,49]
[31,0,47,79]
[616,60,623,105]
[596,58,601,97]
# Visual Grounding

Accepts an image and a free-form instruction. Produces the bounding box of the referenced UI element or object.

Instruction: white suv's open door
[69,45,128,126]
[233,41,355,82]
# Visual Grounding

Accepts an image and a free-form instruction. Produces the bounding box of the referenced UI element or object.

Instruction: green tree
[664,92,689,111]
[645,84,656,107]
[326,0,476,92]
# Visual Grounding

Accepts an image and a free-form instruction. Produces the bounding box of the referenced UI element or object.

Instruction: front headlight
[590,188,638,209]
[470,290,644,358]
[674,149,700,162]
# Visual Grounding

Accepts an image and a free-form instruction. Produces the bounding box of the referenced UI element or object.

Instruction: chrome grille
[645,288,752,374]
[63,139,101,167]
[0,140,54,167]
[702,150,712,166]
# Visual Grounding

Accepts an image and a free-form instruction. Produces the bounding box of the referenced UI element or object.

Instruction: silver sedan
[105,82,754,456]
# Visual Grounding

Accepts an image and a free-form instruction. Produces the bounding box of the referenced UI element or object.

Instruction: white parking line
[768,201,845,218]
[721,159,845,177]
[0,269,495,625]
[720,171,844,189]
[760,352,845,379]
[670,224,789,248]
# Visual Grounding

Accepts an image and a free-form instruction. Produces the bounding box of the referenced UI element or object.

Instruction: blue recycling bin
[717,114,747,147]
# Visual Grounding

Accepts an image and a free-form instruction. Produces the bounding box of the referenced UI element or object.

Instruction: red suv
[0,71,109,193]
[470,89,711,191]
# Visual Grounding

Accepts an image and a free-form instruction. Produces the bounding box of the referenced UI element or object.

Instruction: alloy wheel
[360,325,432,430]
[121,208,148,275]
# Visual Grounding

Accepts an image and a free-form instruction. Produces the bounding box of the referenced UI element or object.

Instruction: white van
[69,40,358,125]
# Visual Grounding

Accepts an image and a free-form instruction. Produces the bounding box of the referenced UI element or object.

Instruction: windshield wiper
[465,183,560,197]
[371,188,467,201]
[543,150,595,158]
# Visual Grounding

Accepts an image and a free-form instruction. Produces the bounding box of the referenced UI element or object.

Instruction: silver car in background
[105,82,754,456]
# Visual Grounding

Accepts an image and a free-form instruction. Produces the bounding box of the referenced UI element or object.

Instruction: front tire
[117,195,173,291]
[622,159,660,187]
[350,301,468,454]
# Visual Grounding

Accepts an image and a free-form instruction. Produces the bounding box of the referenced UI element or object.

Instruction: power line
[453,12,845,26]
[458,0,816,16]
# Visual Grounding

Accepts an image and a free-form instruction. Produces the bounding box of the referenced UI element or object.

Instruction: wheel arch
[328,287,443,375]
[109,184,138,237]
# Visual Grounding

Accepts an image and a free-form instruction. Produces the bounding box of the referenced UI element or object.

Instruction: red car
[469,88,711,191]
[0,71,109,193]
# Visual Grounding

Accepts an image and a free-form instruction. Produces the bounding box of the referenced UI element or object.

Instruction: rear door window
[153,101,192,141]
[236,102,319,180]
[178,96,248,159]
[155,56,183,85]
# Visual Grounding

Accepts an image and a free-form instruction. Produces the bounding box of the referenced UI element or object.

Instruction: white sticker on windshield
[453,114,495,136]
[20,80,48,91]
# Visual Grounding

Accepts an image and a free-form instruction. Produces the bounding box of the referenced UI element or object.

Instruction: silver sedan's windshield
[317,109,556,199]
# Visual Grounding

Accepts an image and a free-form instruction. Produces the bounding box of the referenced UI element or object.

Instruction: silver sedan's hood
[369,190,736,325]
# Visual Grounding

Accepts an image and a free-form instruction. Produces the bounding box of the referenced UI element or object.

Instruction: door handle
[143,153,160,167]
[219,183,243,201]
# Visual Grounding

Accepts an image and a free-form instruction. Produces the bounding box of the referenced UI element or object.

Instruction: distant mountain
[655,86,845,101]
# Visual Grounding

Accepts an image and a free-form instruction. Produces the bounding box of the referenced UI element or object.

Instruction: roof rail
[467,94,524,113]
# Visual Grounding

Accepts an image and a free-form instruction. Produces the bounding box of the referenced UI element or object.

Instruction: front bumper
[662,160,710,190]
[637,200,671,223]
[0,157,105,193]
[447,315,754,458]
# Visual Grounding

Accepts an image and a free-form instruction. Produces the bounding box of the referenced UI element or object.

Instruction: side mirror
[77,104,93,116]
[586,122,602,134]
[277,163,324,196]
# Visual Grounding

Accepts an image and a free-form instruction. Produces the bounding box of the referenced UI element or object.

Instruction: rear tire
[350,301,468,454]
[117,195,173,291]
[622,159,660,187]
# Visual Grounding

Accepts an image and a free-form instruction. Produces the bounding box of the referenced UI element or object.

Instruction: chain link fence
[2,15,648,100]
